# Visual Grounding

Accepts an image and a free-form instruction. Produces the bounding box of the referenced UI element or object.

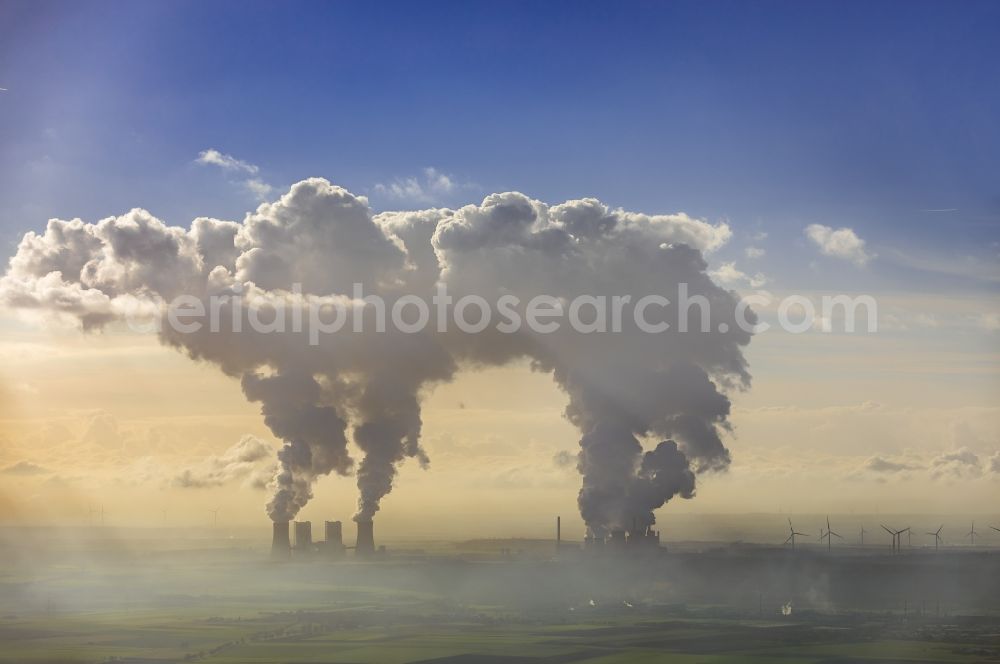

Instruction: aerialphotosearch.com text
[147,283,878,344]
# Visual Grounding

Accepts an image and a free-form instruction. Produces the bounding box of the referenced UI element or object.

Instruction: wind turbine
[926,525,943,552]
[819,516,843,552]
[209,507,219,528]
[900,527,911,548]
[966,521,978,546]
[784,518,809,550]
[881,524,900,554]
[860,525,867,546]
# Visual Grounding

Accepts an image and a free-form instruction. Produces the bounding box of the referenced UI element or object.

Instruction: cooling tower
[355,519,375,556]
[584,533,604,550]
[325,520,344,555]
[294,520,313,550]
[271,521,291,559]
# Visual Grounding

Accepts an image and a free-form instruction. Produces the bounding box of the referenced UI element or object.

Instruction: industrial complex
[271,516,664,560]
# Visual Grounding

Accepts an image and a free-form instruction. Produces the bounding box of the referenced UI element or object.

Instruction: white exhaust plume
[0,179,752,532]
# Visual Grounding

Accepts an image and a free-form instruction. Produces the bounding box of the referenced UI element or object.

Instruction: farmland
[1,534,998,663]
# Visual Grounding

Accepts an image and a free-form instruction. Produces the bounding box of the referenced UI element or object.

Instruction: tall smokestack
[355,519,375,556]
[294,521,312,551]
[325,520,343,555]
[271,521,291,559]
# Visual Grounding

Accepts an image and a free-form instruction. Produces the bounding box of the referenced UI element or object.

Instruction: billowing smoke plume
[426,194,750,535]
[241,370,351,521]
[0,180,752,533]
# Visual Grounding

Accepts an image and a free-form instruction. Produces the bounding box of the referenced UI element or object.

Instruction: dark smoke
[241,370,352,522]
[0,180,752,533]
[577,422,696,537]
[433,196,751,537]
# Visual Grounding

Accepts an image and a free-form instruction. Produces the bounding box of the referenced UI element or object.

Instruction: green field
[3,594,997,663]
[1,545,998,664]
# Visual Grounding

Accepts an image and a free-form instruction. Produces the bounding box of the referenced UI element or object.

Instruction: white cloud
[930,447,981,479]
[244,178,273,199]
[710,262,745,286]
[196,149,272,201]
[374,167,464,204]
[710,262,769,289]
[804,224,874,266]
[745,246,765,259]
[172,435,275,489]
[196,148,258,174]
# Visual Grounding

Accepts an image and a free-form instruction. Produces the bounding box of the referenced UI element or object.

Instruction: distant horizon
[3,512,997,547]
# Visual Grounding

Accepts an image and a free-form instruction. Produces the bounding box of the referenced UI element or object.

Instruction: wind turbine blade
[881,525,894,535]
[831,531,843,539]
[992,526,1000,533]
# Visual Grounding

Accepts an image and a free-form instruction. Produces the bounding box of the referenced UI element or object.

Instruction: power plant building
[355,519,375,555]
[271,521,291,559]
[583,523,661,551]
[294,521,313,551]
[324,520,344,555]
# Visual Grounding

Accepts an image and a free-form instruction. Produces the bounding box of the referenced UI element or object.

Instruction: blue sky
[1,2,999,523]
[1,0,999,293]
